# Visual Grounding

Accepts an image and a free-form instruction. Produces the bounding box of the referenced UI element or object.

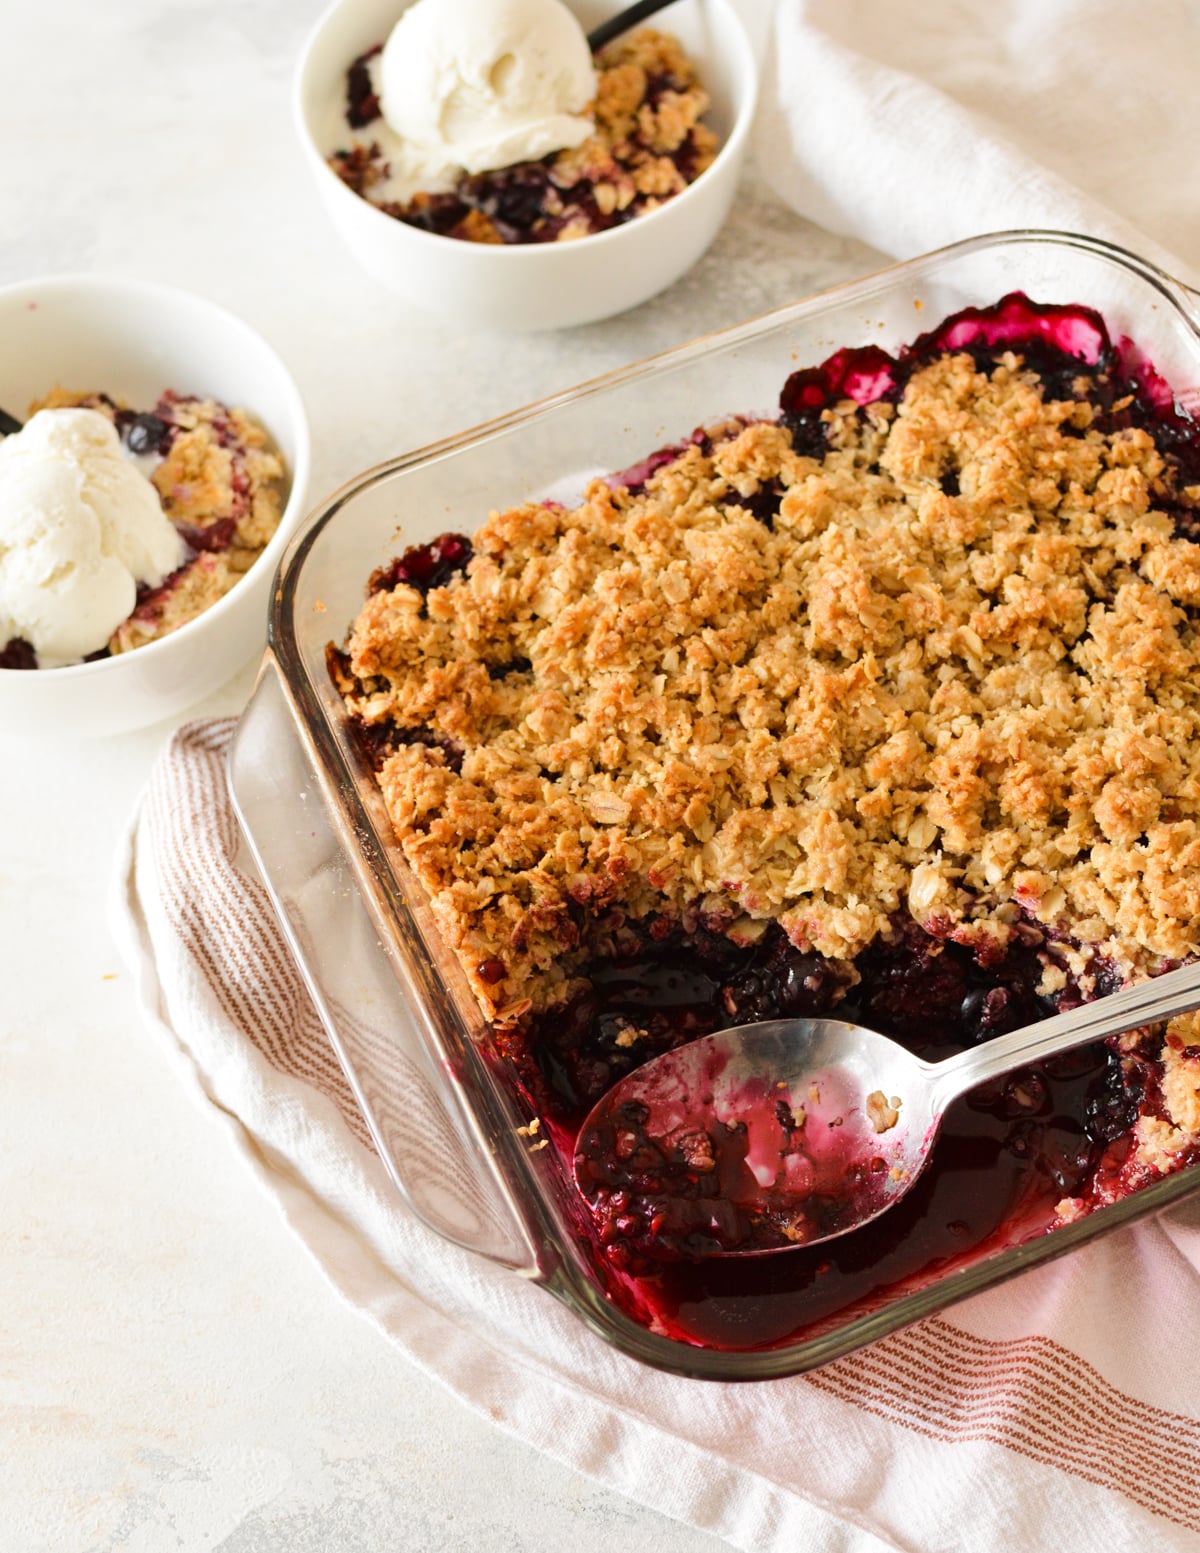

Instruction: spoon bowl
[573,960,1200,1258]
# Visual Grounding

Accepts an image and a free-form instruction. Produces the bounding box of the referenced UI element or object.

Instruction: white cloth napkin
[755,0,1200,283]
[111,720,1200,1552]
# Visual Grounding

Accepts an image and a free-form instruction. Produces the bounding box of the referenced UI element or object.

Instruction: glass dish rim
[260,228,1200,1380]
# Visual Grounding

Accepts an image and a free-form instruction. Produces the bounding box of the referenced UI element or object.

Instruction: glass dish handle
[229,663,540,1274]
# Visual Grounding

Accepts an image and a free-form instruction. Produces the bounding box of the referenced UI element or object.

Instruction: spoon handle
[587,0,676,52]
[924,959,1200,1114]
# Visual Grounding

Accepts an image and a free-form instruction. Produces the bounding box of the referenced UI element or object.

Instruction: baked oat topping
[337,350,1200,1009]
[865,1092,902,1134]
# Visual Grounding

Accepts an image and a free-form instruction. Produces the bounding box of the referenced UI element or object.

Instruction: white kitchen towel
[112,719,1200,1553]
[755,0,1200,283]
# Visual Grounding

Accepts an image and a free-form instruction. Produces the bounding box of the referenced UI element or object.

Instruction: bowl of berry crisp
[294,0,757,330]
[0,274,310,737]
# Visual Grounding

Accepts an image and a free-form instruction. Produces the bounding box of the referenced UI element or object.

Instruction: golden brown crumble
[340,351,1200,1028]
[1162,1012,1200,1139]
[1133,1114,1194,1174]
[109,551,241,654]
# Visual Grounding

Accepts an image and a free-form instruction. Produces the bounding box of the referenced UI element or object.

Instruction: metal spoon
[573,959,1200,1256]
[587,0,677,52]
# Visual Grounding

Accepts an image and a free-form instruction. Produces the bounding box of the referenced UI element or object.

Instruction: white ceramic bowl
[0,275,310,738]
[295,0,758,331]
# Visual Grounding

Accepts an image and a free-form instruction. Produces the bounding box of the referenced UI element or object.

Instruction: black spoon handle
[0,406,22,436]
[587,0,676,52]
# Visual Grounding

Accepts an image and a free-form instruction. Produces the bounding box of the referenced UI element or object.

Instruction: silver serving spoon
[573,959,1200,1256]
[587,0,677,52]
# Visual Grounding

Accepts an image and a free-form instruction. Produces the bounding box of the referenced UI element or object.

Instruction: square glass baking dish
[230,230,1200,1380]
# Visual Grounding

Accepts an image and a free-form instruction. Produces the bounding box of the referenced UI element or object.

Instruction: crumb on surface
[1134,1114,1193,1173]
[1162,1014,1200,1135]
[866,1091,902,1133]
[671,1128,717,1173]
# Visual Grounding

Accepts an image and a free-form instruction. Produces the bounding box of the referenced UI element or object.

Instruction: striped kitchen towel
[111,717,1200,1553]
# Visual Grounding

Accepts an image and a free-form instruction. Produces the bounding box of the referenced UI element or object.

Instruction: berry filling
[368,532,473,596]
[0,637,37,671]
[486,914,1173,1347]
[345,42,381,130]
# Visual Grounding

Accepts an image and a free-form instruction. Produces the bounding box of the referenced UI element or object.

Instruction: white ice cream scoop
[378,0,597,181]
[0,408,186,667]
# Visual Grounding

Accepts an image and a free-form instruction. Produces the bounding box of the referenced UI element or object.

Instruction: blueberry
[461,164,552,235]
[0,637,36,670]
[125,412,169,455]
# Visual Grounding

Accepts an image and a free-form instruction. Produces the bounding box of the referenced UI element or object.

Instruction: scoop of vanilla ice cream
[379,0,597,182]
[0,408,186,667]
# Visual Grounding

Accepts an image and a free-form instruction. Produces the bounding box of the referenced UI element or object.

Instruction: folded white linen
[755,0,1200,282]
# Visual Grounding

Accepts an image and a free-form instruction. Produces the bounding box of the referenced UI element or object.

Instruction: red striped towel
[113,719,1200,1552]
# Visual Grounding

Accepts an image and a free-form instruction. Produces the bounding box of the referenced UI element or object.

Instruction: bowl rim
[0,271,312,681]
[292,0,759,260]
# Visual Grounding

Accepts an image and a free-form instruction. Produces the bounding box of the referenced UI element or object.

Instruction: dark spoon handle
[0,406,22,436]
[587,0,676,52]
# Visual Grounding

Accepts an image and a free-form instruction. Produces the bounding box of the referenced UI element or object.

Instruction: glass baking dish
[230,230,1200,1380]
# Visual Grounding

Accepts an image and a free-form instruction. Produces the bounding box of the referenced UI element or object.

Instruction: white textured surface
[0,3,879,1549]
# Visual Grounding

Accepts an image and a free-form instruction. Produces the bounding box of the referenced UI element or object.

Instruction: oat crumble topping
[339,349,1200,994]
[865,1092,902,1134]
[333,303,1200,1209]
